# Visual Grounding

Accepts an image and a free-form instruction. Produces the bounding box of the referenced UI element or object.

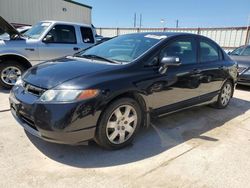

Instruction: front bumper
[9,86,101,145]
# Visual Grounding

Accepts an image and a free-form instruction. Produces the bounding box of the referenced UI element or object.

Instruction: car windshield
[77,34,166,63]
[24,22,51,39]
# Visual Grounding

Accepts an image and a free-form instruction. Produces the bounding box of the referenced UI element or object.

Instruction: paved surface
[0,86,250,188]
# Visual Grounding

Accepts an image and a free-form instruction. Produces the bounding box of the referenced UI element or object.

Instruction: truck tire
[0,60,26,89]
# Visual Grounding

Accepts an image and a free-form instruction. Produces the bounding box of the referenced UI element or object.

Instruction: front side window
[80,27,94,43]
[45,25,76,44]
[242,46,250,56]
[78,34,165,63]
[161,37,197,65]
[200,39,220,63]
[24,22,51,39]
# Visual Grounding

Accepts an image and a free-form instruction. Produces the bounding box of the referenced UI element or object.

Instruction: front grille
[19,113,37,131]
[23,82,46,96]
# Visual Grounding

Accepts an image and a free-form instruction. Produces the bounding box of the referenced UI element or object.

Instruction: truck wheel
[0,61,25,89]
[95,98,142,150]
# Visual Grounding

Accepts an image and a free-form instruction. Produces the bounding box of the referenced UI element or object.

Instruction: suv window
[161,37,197,65]
[242,46,250,56]
[80,27,94,43]
[200,39,220,63]
[46,25,76,44]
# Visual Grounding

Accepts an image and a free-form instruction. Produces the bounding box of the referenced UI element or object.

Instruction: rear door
[38,24,79,61]
[196,37,227,98]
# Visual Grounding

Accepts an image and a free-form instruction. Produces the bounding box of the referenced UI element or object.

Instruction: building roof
[63,0,92,9]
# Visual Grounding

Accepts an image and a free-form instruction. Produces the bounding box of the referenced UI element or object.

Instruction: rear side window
[161,37,197,65]
[199,39,221,63]
[46,25,76,44]
[80,27,94,43]
[242,46,250,56]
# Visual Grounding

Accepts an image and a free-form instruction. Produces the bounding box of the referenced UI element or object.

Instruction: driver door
[138,36,203,115]
[38,24,79,61]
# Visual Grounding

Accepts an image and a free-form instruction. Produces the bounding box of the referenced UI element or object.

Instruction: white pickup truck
[0,16,96,88]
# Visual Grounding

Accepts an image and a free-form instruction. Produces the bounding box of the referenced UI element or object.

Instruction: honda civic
[9,32,238,149]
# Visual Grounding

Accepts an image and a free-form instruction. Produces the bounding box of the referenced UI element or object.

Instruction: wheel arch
[97,91,149,129]
[0,54,32,69]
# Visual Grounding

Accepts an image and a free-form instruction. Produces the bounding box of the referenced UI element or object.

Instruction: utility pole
[176,19,179,28]
[139,14,142,28]
[134,13,137,28]
[246,15,250,45]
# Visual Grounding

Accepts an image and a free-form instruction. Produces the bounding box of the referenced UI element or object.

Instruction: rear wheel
[0,61,25,89]
[213,80,233,109]
[95,98,142,150]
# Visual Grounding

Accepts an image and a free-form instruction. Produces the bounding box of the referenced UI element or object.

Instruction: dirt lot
[0,86,250,188]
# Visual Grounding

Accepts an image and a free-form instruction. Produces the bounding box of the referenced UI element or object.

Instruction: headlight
[15,77,23,86]
[39,89,99,102]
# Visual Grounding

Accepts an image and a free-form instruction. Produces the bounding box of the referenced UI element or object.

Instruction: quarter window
[161,38,197,64]
[80,27,94,43]
[46,25,76,44]
[199,39,220,63]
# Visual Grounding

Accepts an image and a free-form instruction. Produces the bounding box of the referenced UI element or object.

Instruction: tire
[213,80,233,109]
[95,98,142,150]
[0,60,26,89]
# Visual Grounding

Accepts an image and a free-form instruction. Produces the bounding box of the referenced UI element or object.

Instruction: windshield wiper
[78,54,121,64]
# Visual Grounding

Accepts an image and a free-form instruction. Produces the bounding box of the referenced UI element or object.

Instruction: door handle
[73,47,80,51]
[25,48,35,51]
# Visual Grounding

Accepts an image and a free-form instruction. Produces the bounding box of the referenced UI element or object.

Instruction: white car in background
[0,16,96,88]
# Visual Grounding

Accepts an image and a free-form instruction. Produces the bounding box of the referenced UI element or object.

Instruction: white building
[0,0,92,25]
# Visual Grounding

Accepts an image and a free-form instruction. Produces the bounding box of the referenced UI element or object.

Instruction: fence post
[245,27,250,45]
[116,28,119,36]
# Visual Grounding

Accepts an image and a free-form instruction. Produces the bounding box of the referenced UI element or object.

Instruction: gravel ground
[0,86,250,188]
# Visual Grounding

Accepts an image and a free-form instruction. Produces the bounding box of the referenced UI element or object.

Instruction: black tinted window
[46,25,76,44]
[242,47,250,56]
[161,38,197,64]
[80,27,94,43]
[200,39,220,63]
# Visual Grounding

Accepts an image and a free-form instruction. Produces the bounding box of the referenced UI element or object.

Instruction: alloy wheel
[221,83,232,106]
[1,66,22,85]
[106,105,138,144]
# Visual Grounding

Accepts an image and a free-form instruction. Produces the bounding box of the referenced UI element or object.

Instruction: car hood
[22,57,119,89]
[0,16,21,39]
[230,55,250,67]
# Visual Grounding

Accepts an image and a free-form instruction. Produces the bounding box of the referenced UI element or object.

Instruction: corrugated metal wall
[97,27,250,51]
[0,0,91,25]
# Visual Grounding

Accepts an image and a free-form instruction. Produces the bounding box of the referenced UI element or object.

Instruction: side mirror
[159,56,181,74]
[227,51,231,55]
[42,34,54,43]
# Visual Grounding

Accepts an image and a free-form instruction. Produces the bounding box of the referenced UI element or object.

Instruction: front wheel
[213,80,233,109]
[0,61,25,89]
[95,98,142,150]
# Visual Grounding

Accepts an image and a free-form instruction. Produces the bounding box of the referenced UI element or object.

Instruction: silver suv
[0,17,96,88]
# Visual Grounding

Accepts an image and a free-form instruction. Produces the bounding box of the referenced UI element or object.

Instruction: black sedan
[229,45,250,86]
[9,32,238,149]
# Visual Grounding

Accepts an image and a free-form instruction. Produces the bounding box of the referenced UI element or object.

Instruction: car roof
[123,32,199,39]
[40,20,92,28]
